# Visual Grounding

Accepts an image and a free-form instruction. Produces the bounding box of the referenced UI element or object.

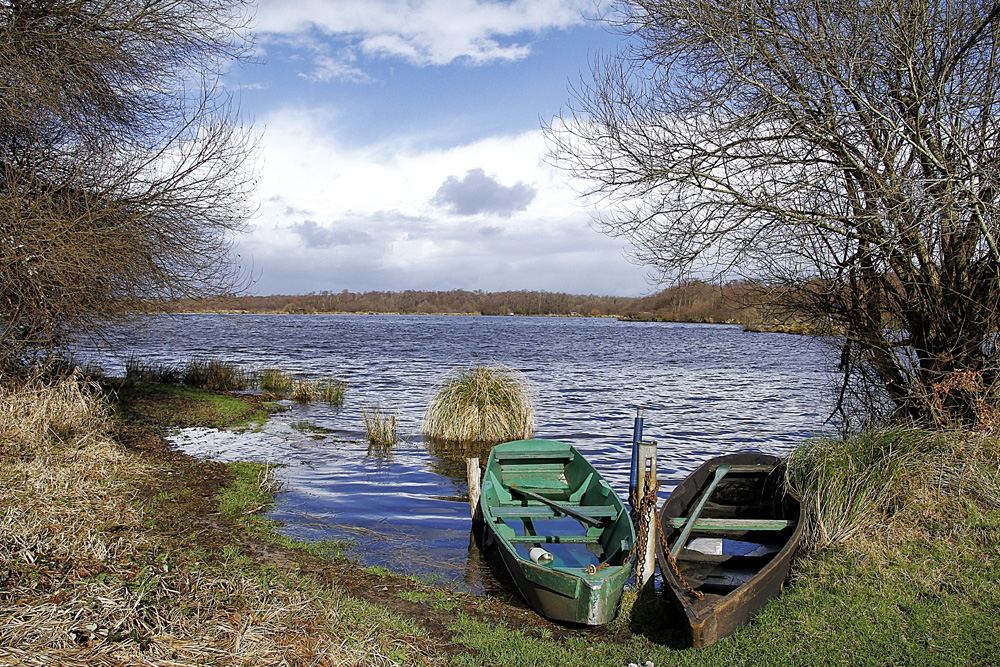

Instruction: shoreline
[2,379,996,665]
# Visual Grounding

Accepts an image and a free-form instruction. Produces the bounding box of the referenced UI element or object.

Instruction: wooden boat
[479,439,635,625]
[655,453,803,647]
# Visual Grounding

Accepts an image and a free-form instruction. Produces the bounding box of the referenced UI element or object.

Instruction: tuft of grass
[785,428,1000,550]
[289,379,318,403]
[421,363,534,446]
[257,367,294,395]
[124,352,182,384]
[318,377,347,406]
[182,358,252,391]
[362,405,399,452]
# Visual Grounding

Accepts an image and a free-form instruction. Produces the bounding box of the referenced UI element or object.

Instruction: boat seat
[724,464,780,474]
[666,517,795,531]
[506,535,600,544]
[494,450,574,462]
[492,505,619,520]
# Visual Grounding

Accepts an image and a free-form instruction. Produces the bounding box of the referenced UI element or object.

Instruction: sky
[225,0,655,297]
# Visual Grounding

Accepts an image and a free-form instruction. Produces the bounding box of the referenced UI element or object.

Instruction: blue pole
[630,407,644,505]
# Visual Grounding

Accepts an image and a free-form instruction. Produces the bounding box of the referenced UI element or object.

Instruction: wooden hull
[479,439,635,625]
[655,453,803,647]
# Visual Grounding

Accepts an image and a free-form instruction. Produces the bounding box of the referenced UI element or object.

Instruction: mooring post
[635,439,658,586]
[629,406,644,509]
[466,457,482,523]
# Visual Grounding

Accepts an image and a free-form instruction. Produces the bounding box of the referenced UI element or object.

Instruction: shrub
[421,363,534,446]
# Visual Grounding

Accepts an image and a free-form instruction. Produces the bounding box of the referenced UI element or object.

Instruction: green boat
[479,439,635,625]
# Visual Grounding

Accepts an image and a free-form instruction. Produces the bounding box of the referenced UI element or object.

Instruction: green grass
[421,363,535,445]
[108,380,268,429]
[257,367,295,394]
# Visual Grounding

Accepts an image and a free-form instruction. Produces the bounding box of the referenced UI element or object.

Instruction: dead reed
[421,363,534,446]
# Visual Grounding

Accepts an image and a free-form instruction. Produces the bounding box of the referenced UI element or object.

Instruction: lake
[78,313,834,592]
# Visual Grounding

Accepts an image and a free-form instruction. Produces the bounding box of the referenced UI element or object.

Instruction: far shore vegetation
[159,280,811,329]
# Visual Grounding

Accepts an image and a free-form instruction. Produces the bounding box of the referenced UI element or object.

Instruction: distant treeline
[168,280,792,326]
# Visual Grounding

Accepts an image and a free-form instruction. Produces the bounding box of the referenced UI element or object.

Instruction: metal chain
[655,512,705,600]
[628,469,659,584]
[625,469,704,599]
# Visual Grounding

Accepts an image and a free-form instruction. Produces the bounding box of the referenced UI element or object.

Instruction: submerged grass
[421,363,534,446]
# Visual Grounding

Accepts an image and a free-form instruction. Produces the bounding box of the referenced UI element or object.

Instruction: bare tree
[1,0,256,372]
[548,0,1000,426]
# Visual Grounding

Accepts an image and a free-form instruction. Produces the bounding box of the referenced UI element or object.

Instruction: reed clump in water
[182,359,252,391]
[124,353,182,385]
[421,363,534,446]
[362,406,399,455]
[257,367,295,395]
[289,379,319,404]
[785,428,1000,551]
[362,406,398,445]
[318,377,347,407]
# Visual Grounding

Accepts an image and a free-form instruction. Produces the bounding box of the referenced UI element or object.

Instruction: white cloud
[255,0,596,66]
[238,105,650,295]
[298,55,372,83]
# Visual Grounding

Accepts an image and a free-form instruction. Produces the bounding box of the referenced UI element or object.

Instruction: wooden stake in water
[466,457,483,523]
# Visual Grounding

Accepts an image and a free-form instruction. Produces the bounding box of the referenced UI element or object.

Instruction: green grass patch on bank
[108,379,268,429]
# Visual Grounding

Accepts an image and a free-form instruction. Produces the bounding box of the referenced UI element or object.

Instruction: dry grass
[785,428,1000,551]
[421,363,534,446]
[290,379,319,403]
[0,378,434,666]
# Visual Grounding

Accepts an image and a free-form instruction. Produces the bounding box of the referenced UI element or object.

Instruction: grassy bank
[2,378,998,665]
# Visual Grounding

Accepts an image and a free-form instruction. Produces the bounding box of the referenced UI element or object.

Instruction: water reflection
[75,314,833,593]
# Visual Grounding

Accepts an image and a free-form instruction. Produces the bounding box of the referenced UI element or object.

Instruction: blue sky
[229,0,652,297]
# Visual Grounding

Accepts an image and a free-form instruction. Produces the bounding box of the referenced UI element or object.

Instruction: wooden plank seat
[666,517,795,531]
[506,535,600,544]
[723,464,780,475]
[492,505,619,520]
[494,450,574,462]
